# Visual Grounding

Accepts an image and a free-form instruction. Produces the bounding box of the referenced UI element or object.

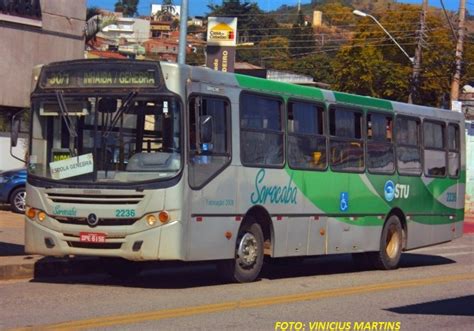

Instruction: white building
[151,4,181,17]
[100,17,150,44]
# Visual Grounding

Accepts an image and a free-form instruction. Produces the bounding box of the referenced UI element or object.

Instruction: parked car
[0,168,26,213]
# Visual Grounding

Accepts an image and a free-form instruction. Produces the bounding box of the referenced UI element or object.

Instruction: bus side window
[396,116,422,175]
[367,112,394,174]
[329,106,364,172]
[287,100,326,170]
[423,120,446,177]
[447,123,460,178]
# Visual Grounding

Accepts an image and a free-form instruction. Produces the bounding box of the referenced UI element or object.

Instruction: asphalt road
[0,234,473,330]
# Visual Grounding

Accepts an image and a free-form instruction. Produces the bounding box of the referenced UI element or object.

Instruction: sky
[87,1,461,17]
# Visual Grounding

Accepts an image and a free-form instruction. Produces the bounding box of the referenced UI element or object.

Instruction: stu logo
[384,180,410,202]
[250,169,297,205]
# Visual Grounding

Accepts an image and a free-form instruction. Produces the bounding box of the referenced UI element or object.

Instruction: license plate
[79,232,106,243]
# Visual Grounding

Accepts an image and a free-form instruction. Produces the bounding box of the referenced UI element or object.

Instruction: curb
[0,256,101,281]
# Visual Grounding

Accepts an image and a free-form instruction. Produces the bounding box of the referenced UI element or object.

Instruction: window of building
[423,120,446,177]
[447,123,460,178]
[329,106,364,172]
[367,112,394,173]
[188,95,231,189]
[287,100,326,170]
[0,0,42,20]
[395,116,422,175]
[240,93,284,167]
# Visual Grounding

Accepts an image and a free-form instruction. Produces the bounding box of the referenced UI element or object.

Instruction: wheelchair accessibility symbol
[340,192,349,212]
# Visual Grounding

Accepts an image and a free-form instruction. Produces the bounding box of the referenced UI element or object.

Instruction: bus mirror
[11,117,20,148]
[98,98,118,113]
[200,115,213,144]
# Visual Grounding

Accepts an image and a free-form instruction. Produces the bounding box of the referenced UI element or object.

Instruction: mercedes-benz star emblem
[87,213,99,227]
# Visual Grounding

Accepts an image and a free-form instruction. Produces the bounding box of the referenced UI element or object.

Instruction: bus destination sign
[41,68,159,89]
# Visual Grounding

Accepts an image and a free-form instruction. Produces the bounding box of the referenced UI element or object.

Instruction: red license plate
[79,232,106,243]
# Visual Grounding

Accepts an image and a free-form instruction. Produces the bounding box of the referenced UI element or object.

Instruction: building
[0,0,86,116]
[151,4,181,18]
[0,0,86,170]
[100,16,150,44]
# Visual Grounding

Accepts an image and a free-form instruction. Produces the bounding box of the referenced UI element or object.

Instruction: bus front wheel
[370,215,403,270]
[218,222,264,283]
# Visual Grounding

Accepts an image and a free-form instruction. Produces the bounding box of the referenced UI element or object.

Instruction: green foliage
[114,0,139,17]
[289,10,316,57]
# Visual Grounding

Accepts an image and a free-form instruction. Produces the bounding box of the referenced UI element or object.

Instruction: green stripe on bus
[334,91,393,110]
[236,74,325,100]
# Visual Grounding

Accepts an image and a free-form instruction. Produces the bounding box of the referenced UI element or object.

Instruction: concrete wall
[0,0,86,109]
[0,135,27,171]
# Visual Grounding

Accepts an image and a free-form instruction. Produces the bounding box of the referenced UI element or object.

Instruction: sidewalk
[1,209,473,281]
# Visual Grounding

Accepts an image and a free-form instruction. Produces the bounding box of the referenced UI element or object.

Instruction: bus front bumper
[25,217,167,261]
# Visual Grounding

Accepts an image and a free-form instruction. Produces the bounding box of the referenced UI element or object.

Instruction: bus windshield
[29,94,181,184]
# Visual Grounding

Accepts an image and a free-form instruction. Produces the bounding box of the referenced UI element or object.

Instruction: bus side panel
[326,219,381,254]
[307,216,327,256]
[286,216,310,256]
[405,220,433,250]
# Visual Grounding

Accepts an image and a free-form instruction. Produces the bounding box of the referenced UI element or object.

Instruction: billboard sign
[207,17,237,47]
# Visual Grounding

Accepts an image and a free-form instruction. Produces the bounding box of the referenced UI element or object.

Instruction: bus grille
[67,242,122,249]
[46,193,144,205]
[56,217,139,226]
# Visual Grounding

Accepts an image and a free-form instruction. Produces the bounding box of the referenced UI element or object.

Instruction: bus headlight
[146,214,158,226]
[37,211,47,222]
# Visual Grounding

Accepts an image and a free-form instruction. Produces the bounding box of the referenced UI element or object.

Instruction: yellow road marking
[13,273,474,330]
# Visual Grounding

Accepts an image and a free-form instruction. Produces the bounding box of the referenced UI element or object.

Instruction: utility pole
[178,0,189,64]
[450,0,466,109]
[408,0,428,104]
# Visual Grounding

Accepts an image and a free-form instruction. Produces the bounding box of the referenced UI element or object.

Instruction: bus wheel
[218,222,264,283]
[370,215,403,270]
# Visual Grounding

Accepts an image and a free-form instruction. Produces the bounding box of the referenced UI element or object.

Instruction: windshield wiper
[103,91,138,138]
[55,91,78,157]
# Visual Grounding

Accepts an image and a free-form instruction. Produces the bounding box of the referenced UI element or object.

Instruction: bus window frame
[328,104,365,174]
[422,119,447,179]
[366,110,396,175]
[447,122,460,179]
[187,93,233,190]
[394,114,423,177]
[239,91,285,169]
[286,98,328,172]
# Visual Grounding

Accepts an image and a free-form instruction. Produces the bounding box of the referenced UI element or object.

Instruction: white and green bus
[15,59,465,282]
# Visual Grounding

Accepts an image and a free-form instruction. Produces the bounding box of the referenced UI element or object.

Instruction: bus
[13,59,465,282]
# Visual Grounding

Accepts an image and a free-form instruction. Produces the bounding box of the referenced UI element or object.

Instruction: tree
[114,0,139,17]
[289,10,316,57]
[332,4,454,106]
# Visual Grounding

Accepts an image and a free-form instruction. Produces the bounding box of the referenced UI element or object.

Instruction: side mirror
[199,115,213,144]
[11,117,20,148]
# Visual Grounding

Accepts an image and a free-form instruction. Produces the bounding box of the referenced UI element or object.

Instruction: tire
[100,258,143,278]
[369,215,403,270]
[218,222,264,283]
[10,187,26,214]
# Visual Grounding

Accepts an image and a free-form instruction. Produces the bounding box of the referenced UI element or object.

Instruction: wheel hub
[237,233,258,268]
[386,225,400,259]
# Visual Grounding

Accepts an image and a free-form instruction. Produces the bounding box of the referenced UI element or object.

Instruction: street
[0,210,473,330]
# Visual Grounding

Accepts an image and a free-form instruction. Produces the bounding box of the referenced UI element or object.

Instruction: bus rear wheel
[218,222,264,283]
[369,215,403,270]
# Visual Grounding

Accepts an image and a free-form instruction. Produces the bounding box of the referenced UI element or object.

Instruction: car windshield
[28,94,181,184]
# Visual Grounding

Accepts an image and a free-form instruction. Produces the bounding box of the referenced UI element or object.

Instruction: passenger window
[188,95,231,189]
[329,106,364,172]
[240,93,284,167]
[447,123,460,178]
[367,113,394,173]
[287,101,326,170]
[396,116,422,175]
[423,121,446,177]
